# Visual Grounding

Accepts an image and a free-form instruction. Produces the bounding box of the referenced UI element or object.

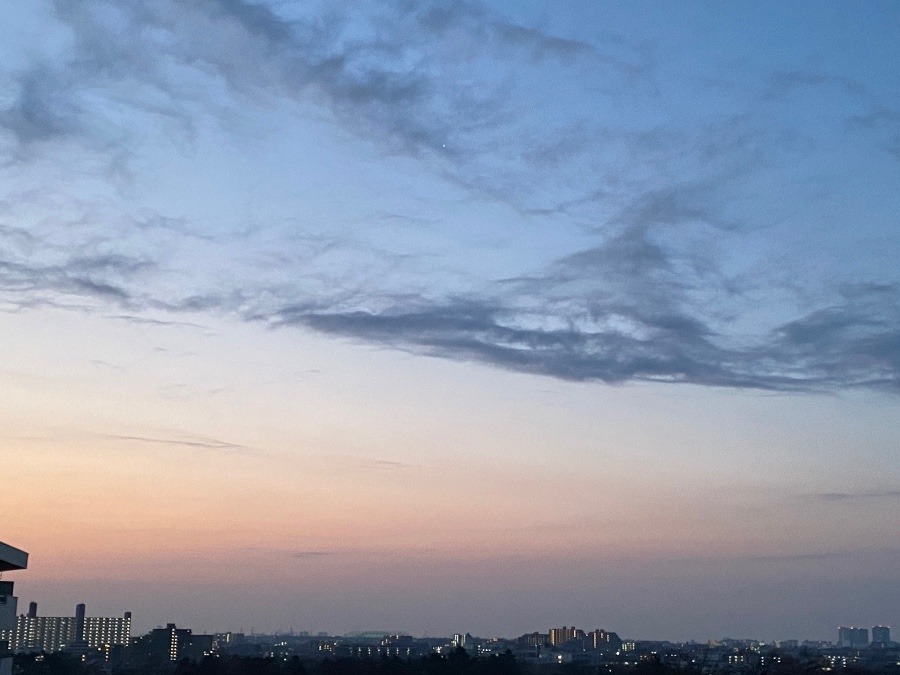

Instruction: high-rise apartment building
[548,628,561,646]
[548,626,587,646]
[838,627,851,648]
[83,612,132,649]
[871,626,891,645]
[14,615,77,652]
[838,627,869,649]
[2,604,131,653]
[548,627,571,646]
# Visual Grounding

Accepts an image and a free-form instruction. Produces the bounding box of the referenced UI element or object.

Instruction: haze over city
[1,0,898,643]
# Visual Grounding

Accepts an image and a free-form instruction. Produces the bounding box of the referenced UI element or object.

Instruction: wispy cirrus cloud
[803,490,900,504]
[247,545,439,560]
[847,106,900,162]
[102,433,259,456]
[0,0,897,395]
[271,296,900,391]
[764,70,866,100]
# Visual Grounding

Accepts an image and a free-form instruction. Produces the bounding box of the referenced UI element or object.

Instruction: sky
[1,0,898,643]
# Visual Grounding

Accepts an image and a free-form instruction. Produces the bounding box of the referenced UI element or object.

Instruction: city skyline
[4,586,896,645]
[1,592,894,646]
[2,0,899,643]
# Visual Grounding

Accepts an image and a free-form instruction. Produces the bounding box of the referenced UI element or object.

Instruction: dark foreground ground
[13,649,899,675]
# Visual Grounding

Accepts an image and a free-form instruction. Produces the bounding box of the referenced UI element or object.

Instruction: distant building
[130,624,214,666]
[517,632,547,647]
[213,632,244,651]
[588,629,622,651]
[543,627,621,651]
[131,624,192,665]
[871,626,891,646]
[838,627,869,649]
[548,627,581,646]
[75,604,85,644]
[838,627,851,648]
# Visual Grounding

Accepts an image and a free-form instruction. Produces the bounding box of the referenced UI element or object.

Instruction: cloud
[846,106,900,162]
[688,546,900,565]
[282,550,341,559]
[270,261,900,392]
[765,70,866,99]
[104,314,210,330]
[770,284,900,391]
[803,490,900,503]
[249,545,439,559]
[102,433,259,456]
[241,546,344,559]
[0,0,897,395]
[0,0,654,206]
[847,107,900,130]
[0,255,140,309]
[364,459,422,470]
[417,1,645,73]
[277,302,723,385]
[0,68,81,147]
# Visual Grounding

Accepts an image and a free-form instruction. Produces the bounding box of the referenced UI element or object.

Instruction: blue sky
[1,0,898,641]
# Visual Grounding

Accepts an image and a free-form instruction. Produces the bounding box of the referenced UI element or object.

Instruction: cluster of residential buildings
[307,626,623,663]
[0,602,131,655]
[0,602,215,668]
[838,626,893,649]
[638,636,899,674]
[191,627,898,672]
